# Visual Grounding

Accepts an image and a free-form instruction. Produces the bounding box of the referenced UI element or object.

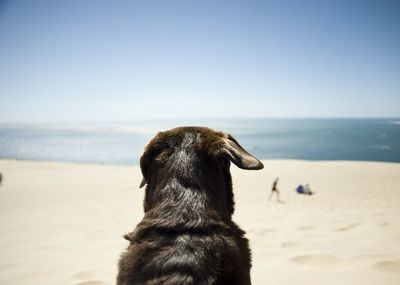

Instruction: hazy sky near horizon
[0,0,399,122]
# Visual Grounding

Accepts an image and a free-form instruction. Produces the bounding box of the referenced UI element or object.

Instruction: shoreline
[1,157,400,167]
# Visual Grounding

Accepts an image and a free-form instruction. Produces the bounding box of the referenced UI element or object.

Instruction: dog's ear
[222,134,264,170]
[139,134,159,188]
[139,150,149,188]
[139,143,156,188]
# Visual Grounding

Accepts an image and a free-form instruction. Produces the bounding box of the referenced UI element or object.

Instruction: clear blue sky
[0,0,399,122]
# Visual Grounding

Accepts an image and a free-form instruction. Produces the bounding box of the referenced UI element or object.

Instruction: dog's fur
[117,127,263,285]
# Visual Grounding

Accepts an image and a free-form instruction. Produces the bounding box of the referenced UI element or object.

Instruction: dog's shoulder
[119,222,248,285]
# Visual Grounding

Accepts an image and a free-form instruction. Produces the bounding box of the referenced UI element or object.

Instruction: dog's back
[117,127,263,285]
[118,223,250,285]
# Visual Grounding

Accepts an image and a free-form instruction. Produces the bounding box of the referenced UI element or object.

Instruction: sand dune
[0,159,399,285]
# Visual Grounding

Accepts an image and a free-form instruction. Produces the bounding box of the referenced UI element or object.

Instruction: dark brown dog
[117,127,263,285]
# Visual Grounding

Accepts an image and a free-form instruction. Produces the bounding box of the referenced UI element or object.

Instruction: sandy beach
[0,159,399,285]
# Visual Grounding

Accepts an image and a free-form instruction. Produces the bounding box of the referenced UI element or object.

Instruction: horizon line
[0,116,399,125]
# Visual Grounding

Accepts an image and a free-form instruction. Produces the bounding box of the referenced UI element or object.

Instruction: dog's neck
[144,154,234,226]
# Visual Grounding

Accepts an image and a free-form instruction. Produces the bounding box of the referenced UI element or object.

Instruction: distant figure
[0,173,2,186]
[269,177,280,201]
[296,184,313,195]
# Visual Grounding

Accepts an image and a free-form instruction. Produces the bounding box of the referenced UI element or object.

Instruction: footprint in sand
[298,226,314,231]
[281,241,312,251]
[352,255,386,263]
[0,262,18,270]
[76,281,107,285]
[70,271,107,285]
[247,228,276,235]
[70,271,96,280]
[256,228,277,235]
[373,261,400,275]
[335,223,361,232]
[290,254,345,269]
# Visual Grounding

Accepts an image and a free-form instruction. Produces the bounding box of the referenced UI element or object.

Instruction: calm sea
[0,119,399,165]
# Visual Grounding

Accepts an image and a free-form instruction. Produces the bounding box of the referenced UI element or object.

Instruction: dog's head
[139,127,263,214]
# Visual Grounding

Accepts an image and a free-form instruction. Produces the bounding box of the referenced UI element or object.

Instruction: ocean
[0,119,400,165]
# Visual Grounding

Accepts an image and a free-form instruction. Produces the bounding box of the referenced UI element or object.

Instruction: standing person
[0,173,2,186]
[269,177,280,201]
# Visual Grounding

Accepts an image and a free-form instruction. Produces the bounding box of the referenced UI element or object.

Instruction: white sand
[0,159,399,285]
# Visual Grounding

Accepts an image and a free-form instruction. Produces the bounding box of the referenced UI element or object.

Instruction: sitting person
[296,184,313,195]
